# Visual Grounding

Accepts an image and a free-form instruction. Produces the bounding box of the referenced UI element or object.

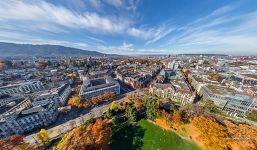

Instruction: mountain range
[0,42,105,57]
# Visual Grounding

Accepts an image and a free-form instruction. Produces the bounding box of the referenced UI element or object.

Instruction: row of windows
[0,84,42,95]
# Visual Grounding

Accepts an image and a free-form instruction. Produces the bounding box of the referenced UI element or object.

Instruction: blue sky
[1,0,257,55]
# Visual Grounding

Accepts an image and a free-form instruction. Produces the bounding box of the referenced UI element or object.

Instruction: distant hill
[0,42,105,57]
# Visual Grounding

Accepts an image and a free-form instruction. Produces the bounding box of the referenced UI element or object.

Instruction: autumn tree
[67,72,77,78]
[0,62,6,71]
[68,96,81,108]
[108,92,115,99]
[171,110,182,129]
[120,101,128,111]
[110,101,119,112]
[55,118,111,150]
[83,100,92,109]
[0,135,33,150]
[155,110,172,128]
[91,96,99,105]
[208,72,221,82]
[126,93,134,101]
[36,129,50,144]
[191,116,231,150]
[133,99,144,111]
[224,120,257,150]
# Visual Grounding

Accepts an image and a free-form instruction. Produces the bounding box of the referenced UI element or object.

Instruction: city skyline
[1,0,257,55]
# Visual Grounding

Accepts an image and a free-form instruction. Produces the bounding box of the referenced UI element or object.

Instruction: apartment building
[32,83,71,106]
[149,82,195,105]
[0,81,44,95]
[0,102,58,138]
[79,76,120,100]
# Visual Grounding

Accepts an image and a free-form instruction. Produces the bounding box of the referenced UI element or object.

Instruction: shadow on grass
[111,122,145,150]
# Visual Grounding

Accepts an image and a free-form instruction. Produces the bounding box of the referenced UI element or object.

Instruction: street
[24,92,131,145]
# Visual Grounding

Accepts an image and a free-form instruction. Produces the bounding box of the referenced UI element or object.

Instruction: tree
[55,118,111,150]
[142,96,150,104]
[127,93,134,101]
[0,62,6,71]
[224,120,257,150]
[83,100,92,109]
[208,72,220,82]
[104,109,115,119]
[68,96,81,108]
[110,101,119,112]
[171,110,182,129]
[102,92,115,100]
[125,105,138,122]
[91,96,100,104]
[0,135,28,150]
[36,129,50,144]
[191,116,231,150]
[146,99,158,120]
[111,116,120,126]
[134,99,144,110]
[67,72,77,78]
[108,92,115,99]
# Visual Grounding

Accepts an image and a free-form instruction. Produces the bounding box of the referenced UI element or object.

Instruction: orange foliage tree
[171,110,182,129]
[83,100,92,109]
[55,118,111,150]
[191,116,231,150]
[208,72,220,81]
[133,98,144,111]
[224,120,257,150]
[68,96,81,108]
[0,62,6,71]
[0,135,34,150]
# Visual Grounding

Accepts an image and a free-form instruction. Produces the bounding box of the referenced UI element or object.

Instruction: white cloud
[127,27,145,38]
[104,0,123,8]
[97,42,167,55]
[165,4,257,55]
[127,24,174,45]
[0,30,112,51]
[168,15,257,54]
[0,32,89,50]
[126,0,140,12]
[89,0,101,10]
[145,27,174,45]
[0,0,129,33]
[121,41,133,50]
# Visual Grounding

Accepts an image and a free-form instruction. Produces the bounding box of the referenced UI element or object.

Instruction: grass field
[111,119,200,150]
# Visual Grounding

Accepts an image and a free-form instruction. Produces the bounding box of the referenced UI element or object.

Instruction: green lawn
[111,120,200,150]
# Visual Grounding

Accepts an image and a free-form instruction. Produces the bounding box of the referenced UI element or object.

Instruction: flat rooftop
[81,76,119,93]
[91,78,107,86]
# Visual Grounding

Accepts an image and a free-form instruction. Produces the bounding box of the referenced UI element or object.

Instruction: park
[111,119,200,150]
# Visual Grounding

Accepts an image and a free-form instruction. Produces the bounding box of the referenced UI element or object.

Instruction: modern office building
[200,84,255,117]
[79,76,120,100]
